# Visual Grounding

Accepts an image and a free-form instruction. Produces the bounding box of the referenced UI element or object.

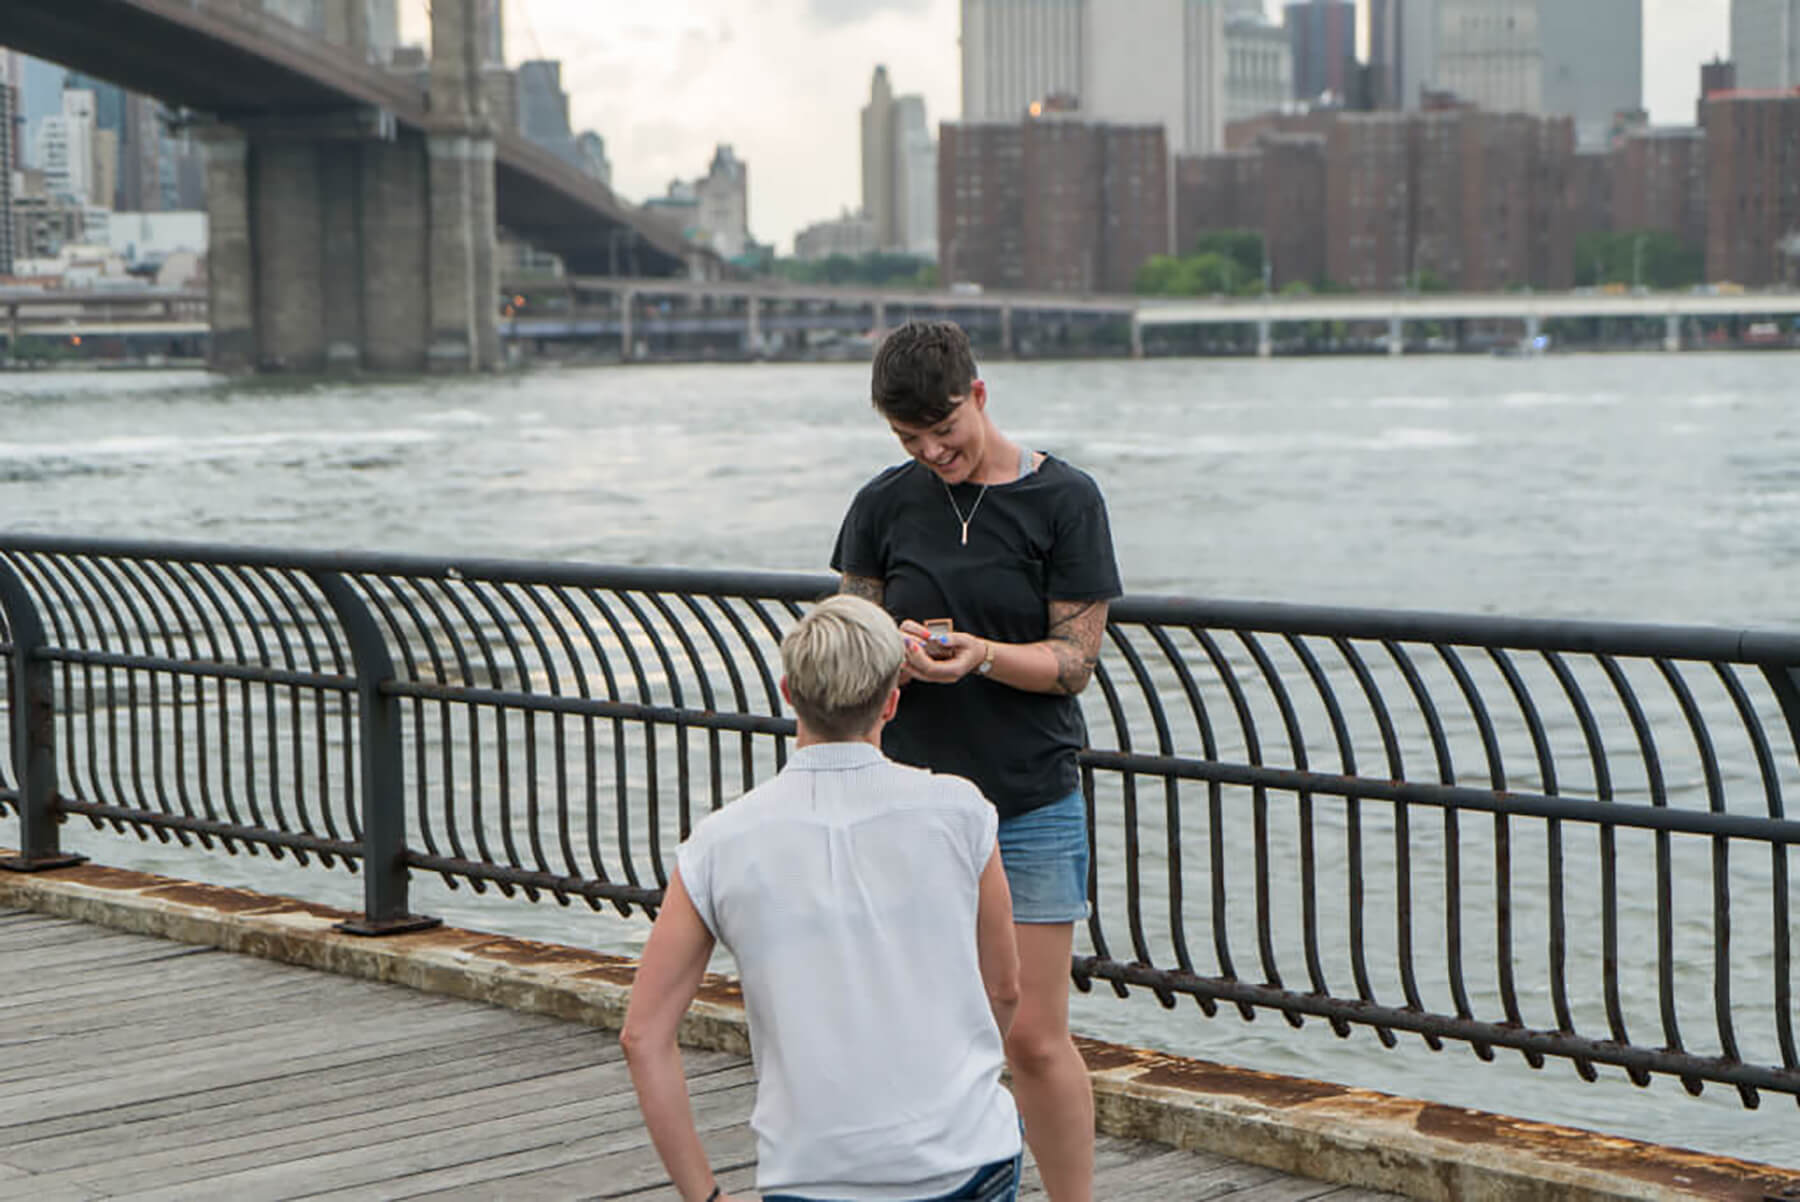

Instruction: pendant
[960,522,971,546]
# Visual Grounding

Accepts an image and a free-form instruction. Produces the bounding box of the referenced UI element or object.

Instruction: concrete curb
[3,858,1796,1202]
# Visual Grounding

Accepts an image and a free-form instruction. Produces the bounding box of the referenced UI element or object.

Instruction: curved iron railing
[1,535,1797,1107]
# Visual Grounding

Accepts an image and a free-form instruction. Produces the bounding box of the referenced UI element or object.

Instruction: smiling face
[888,380,990,485]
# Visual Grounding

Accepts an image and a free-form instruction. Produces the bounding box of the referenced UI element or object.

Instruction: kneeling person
[622,594,1023,1202]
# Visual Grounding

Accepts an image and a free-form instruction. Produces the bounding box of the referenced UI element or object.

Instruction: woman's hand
[900,624,989,683]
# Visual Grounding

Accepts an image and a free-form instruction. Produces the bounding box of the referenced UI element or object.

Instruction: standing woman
[832,321,1120,1202]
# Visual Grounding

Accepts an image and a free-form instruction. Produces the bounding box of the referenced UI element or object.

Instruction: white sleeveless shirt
[676,742,1020,1200]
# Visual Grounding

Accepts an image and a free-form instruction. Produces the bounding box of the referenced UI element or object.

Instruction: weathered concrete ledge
[3,857,1796,1202]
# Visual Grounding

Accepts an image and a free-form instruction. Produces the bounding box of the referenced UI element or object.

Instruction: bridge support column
[1129,311,1144,359]
[1388,315,1404,356]
[620,288,636,360]
[999,305,1013,356]
[1664,313,1682,352]
[745,296,762,358]
[1257,319,1273,359]
[873,300,887,342]
[1524,313,1541,351]
[426,133,500,372]
[202,128,255,373]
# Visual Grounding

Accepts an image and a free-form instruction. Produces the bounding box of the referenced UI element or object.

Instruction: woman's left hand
[902,630,989,683]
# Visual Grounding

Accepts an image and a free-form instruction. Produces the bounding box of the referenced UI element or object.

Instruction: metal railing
[2,535,1797,1107]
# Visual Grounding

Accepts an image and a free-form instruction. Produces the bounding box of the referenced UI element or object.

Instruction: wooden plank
[0,920,1370,1202]
[1,1023,608,1153]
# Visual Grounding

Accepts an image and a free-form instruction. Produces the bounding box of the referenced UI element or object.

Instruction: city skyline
[396,0,1735,253]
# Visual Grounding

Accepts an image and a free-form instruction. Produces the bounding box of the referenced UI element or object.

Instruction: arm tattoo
[1045,600,1108,695]
[839,574,885,606]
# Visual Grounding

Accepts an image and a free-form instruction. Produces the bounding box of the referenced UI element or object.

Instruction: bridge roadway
[0,906,1400,1202]
[1,0,692,277]
[10,285,1800,356]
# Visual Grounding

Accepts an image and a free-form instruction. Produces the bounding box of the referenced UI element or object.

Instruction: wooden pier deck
[0,907,1402,1202]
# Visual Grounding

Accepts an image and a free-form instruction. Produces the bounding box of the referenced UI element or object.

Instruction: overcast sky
[400,1,1731,254]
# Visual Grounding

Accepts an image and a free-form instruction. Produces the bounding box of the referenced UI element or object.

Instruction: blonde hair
[782,595,905,741]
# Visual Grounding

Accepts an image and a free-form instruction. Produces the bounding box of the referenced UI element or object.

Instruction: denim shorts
[997,788,1091,924]
[762,1150,1021,1202]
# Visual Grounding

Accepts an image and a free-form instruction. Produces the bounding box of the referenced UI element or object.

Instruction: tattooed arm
[838,573,885,607]
[898,597,1110,697]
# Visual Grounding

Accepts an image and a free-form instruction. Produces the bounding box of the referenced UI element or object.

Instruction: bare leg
[1005,922,1093,1202]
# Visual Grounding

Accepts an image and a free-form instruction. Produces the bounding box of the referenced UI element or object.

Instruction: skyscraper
[1,56,16,276]
[1285,0,1357,103]
[1732,0,1800,91]
[863,67,939,257]
[37,89,97,205]
[961,0,1085,119]
[1370,0,1440,109]
[1539,1,1642,149]
[862,67,897,246]
[1084,0,1226,155]
[1373,0,1639,147]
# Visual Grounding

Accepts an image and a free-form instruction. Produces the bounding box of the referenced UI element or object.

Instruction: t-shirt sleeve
[1046,475,1124,602]
[829,485,883,578]
[675,831,720,940]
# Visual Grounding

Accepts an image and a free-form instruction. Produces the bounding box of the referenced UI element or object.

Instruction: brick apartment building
[940,122,1026,291]
[941,116,1167,294]
[1701,91,1800,287]
[1174,151,1261,253]
[1183,105,1574,292]
[1611,127,1708,254]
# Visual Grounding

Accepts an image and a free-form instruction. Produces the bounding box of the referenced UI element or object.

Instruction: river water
[3,353,1798,1164]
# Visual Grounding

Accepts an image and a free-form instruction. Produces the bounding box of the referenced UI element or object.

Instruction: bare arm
[620,870,738,1202]
[839,573,885,606]
[975,844,1020,1038]
[899,598,1110,698]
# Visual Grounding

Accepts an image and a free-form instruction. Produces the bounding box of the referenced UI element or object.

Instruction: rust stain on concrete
[146,881,340,917]
[1415,1103,1800,1199]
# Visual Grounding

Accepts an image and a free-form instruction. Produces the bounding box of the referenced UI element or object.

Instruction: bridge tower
[204,0,501,373]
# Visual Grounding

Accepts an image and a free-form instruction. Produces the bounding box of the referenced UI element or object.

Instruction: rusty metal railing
[1,535,1796,1106]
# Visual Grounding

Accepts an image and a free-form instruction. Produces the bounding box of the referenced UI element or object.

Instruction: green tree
[1573,230,1703,290]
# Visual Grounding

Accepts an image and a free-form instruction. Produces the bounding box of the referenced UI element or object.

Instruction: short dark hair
[870,321,977,426]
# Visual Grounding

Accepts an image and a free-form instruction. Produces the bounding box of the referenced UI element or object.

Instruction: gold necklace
[942,479,989,546]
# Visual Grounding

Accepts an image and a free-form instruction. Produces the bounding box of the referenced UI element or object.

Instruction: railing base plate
[333,914,444,937]
[0,853,89,873]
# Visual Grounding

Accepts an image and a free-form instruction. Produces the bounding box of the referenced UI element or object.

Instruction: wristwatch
[976,640,996,675]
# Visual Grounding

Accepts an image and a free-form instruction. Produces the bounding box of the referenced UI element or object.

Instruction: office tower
[1285,0,1357,102]
[1731,0,1800,90]
[1085,0,1226,155]
[961,0,1085,119]
[574,132,612,187]
[862,68,939,257]
[1369,0,1439,108]
[862,67,896,245]
[1225,8,1295,125]
[1433,0,1542,115]
[696,144,749,260]
[1379,0,1638,147]
[367,0,400,63]
[517,60,577,162]
[37,90,97,206]
[1539,0,1642,150]
[894,97,939,259]
[1703,91,1800,285]
[1,57,14,276]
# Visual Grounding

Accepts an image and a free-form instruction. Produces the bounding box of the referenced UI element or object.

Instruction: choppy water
[3,353,1799,1165]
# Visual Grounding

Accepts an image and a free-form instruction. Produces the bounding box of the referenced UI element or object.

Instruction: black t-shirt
[830,455,1123,820]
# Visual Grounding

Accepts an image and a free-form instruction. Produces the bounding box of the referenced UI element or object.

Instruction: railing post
[0,559,85,871]
[311,571,439,935]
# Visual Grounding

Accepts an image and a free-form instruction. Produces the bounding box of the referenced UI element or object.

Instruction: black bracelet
[703,1187,721,1202]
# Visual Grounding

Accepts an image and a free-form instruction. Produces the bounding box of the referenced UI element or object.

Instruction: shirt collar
[786,742,888,771]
